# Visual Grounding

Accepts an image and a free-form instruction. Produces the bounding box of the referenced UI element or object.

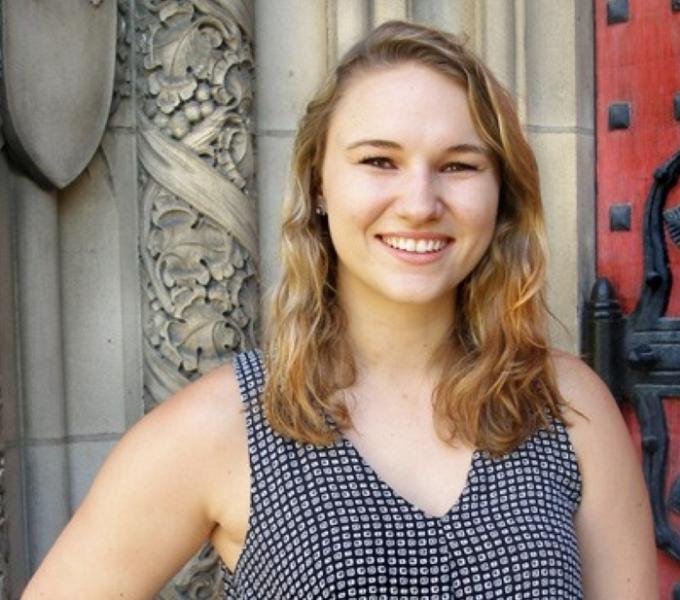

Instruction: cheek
[456,198,499,241]
[469,181,500,233]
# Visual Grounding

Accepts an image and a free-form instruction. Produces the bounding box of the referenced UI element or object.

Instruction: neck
[338,283,455,385]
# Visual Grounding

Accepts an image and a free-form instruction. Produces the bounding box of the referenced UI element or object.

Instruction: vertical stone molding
[0,453,7,598]
[254,0,327,293]
[523,0,595,351]
[0,85,10,600]
[137,1,257,597]
[15,177,71,574]
[476,1,517,93]
[371,0,409,24]
[326,0,370,66]
[0,149,27,599]
[410,0,476,38]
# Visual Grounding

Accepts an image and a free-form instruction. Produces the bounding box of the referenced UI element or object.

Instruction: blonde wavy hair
[262,20,565,456]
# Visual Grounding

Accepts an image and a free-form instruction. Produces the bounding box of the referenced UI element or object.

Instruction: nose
[394,167,443,223]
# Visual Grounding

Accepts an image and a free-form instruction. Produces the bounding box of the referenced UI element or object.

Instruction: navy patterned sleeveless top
[223,350,583,599]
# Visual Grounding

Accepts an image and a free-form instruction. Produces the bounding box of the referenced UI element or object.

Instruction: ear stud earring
[315,205,327,216]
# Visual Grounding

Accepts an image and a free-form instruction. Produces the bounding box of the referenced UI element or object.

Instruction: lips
[379,234,451,254]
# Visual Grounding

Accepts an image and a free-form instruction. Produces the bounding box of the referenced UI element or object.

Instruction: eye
[441,162,478,173]
[359,156,395,169]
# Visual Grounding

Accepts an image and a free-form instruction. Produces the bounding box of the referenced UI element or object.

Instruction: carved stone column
[135,1,257,597]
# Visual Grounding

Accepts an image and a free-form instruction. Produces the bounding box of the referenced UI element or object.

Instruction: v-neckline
[341,435,481,521]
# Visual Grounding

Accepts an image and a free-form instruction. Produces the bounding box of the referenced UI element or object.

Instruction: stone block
[329,0,370,64]
[257,134,295,295]
[4,445,28,593]
[372,0,409,25]
[100,131,144,428]
[15,177,67,441]
[528,130,591,353]
[24,442,70,572]
[411,0,476,38]
[575,131,597,348]
[255,0,328,132]
[0,156,21,446]
[528,129,596,352]
[478,0,516,92]
[524,0,579,128]
[67,437,119,511]
[575,0,595,128]
[59,132,142,436]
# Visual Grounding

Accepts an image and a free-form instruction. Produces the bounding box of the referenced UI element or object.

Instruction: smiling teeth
[382,236,449,253]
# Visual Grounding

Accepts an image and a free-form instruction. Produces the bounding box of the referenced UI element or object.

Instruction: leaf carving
[166,300,241,373]
[138,1,256,597]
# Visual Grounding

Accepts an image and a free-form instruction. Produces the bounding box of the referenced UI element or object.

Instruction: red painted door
[594,0,680,597]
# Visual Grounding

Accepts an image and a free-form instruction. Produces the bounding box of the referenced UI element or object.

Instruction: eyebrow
[345,139,491,156]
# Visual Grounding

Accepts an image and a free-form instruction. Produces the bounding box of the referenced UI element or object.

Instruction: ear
[310,167,323,199]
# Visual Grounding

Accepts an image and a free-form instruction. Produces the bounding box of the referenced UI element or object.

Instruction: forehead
[327,62,483,147]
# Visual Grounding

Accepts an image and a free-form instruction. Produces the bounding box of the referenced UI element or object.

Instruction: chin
[380,285,456,308]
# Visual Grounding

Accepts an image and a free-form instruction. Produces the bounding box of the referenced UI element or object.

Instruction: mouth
[378,234,451,254]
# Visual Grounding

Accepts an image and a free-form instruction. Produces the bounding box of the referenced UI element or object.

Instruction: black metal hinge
[586,150,680,573]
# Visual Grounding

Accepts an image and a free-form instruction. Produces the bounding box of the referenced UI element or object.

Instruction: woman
[23,20,656,599]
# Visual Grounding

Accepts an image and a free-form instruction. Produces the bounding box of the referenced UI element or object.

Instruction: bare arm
[21,364,247,600]
[554,353,658,599]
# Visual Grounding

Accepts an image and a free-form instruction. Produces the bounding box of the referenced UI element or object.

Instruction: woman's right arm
[21,363,248,600]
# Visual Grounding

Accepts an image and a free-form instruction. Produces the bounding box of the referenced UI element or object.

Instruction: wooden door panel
[594,1,680,597]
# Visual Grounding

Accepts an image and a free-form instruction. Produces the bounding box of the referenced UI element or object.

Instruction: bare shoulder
[549,349,634,479]
[139,361,245,454]
[109,361,246,488]
[117,360,248,521]
[549,350,658,598]
[549,349,627,448]
[21,361,247,599]
[550,349,618,419]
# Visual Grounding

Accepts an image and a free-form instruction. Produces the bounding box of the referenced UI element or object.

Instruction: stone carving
[110,0,132,117]
[0,0,116,188]
[136,1,256,597]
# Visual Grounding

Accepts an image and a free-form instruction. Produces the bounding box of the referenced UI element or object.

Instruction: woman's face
[320,62,500,311]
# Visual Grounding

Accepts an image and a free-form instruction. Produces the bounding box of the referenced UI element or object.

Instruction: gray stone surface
[328,0,370,64]
[254,0,327,132]
[66,437,118,512]
[3,445,26,598]
[530,129,594,352]
[0,152,27,599]
[525,0,579,128]
[13,174,71,578]
[575,129,597,345]
[372,0,409,24]
[0,0,117,188]
[99,131,144,429]
[524,1,595,352]
[411,0,475,37]
[59,145,138,436]
[255,0,328,297]
[15,178,67,441]
[23,443,69,574]
[255,134,294,300]
[477,1,516,91]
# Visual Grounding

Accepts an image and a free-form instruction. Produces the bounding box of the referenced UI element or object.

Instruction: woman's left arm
[554,352,658,600]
